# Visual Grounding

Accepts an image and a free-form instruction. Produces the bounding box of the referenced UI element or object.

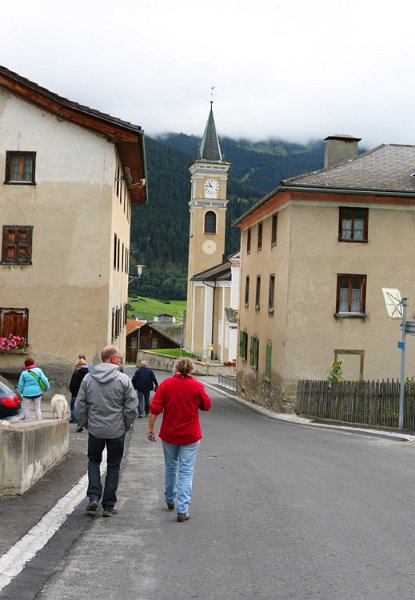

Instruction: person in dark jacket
[69,357,89,423]
[132,360,158,418]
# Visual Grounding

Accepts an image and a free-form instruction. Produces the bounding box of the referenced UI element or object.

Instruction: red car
[0,374,26,421]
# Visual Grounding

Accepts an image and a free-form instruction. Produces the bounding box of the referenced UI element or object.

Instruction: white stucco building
[0,66,147,382]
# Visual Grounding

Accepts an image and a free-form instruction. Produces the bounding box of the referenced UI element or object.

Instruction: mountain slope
[130,134,324,299]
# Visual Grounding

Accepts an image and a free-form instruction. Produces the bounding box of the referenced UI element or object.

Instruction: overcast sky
[1,0,414,148]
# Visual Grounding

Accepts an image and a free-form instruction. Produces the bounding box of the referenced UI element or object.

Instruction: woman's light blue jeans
[162,440,201,514]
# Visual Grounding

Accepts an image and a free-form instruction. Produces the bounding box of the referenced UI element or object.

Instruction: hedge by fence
[295,379,415,430]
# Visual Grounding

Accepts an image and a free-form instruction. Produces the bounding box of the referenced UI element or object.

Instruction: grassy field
[146,348,198,359]
[128,296,186,322]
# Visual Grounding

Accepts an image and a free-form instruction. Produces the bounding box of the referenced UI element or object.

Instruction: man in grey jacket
[76,345,137,517]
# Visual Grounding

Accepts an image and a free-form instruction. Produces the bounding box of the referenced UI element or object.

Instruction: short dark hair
[24,356,35,367]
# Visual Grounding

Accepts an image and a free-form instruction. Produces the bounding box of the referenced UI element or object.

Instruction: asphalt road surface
[3,377,415,599]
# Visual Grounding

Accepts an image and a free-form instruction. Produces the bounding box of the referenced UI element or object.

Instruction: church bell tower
[185,102,231,353]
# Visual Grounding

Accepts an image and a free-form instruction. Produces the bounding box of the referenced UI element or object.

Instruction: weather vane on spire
[210,86,215,105]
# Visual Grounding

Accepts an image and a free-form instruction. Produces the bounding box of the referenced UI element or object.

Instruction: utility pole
[398,297,408,430]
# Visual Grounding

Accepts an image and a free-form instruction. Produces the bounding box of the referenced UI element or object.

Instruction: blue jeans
[137,390,150,416]
[162,440,201,514]
[87,433,125,510]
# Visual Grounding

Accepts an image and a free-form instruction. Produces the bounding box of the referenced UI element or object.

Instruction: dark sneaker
[103,508,118,517]
[138,415,143,419]
[177,512,190,522]
[76,424,84,432]
[167,502,175,511]
[86,499,99,513]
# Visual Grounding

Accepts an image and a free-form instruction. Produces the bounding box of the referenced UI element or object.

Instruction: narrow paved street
[3,380,415,599]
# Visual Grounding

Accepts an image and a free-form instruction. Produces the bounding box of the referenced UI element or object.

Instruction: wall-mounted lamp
[129,264,145,284]
[129,178,146,189]
[116,167,146,189]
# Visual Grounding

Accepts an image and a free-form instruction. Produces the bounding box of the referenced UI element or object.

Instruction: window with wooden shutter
[111,308,116,341]
[271,213,278,246]
[336,274,367,315]
[257,222,263,250]
[247,228,251,254]
[5,152,36,184]
[239,330,248,360]
[249,335,259,369]
[339,208,368,242]
[2,226,33,265]
[244,276,250,306]
[268,274,275,313]
[113,234,117,270]
[255,276,261,310]
[115,307,121,337]
[0,308,29,340]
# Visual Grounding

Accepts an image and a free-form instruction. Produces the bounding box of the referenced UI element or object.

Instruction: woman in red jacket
[147,358,211,522]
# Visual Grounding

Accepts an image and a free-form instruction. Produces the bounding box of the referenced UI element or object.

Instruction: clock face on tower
[204,178,219,198]
[202,240,217,255]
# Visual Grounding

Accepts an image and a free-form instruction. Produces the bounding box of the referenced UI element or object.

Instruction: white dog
[50,394,68,419]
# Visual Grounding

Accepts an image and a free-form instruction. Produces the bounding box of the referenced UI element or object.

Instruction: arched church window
[204,211,217,234]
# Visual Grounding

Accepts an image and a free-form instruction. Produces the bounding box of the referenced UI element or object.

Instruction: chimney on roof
[324,134,361,168]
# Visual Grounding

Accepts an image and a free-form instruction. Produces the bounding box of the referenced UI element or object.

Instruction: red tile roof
[126,319,146,335]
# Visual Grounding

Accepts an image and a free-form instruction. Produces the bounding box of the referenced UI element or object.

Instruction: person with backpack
[18,356,50,420]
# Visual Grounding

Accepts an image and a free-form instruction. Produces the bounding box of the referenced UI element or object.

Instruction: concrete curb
[202,381,415,443]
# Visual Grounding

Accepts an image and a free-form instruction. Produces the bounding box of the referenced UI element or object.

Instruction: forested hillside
[129,134,324,300]
[160,133,325,195]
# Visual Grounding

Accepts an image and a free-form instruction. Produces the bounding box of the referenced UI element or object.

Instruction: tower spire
[198,94,222,162]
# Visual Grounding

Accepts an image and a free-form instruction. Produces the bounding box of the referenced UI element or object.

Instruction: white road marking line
[0,452,107,592]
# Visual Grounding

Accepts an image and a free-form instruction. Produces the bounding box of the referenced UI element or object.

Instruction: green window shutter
[250,336,259,369]
[265,341,272,380]
[250,336,254,366]
[255,337,259,370]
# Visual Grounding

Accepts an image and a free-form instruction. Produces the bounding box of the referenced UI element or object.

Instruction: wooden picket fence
[295,379,415,430]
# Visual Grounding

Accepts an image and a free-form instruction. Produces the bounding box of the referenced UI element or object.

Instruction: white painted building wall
[0,90,130,373]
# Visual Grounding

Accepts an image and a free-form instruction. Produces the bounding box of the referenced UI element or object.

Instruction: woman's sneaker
[177,512,190,522]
